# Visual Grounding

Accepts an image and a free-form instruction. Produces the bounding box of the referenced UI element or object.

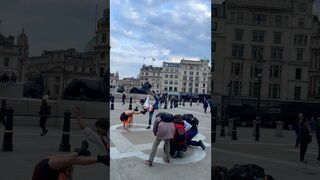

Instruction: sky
[110,0,211,79]
[0,0,106,56]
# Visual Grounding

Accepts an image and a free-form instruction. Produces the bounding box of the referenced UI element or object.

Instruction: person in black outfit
[39,99,50,136]
[203,98,208,113]
[299,118,312,163]
[122,92,126,105]
[316,117,320,161]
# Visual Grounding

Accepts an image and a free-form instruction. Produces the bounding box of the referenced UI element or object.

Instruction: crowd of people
[294,113,320,163]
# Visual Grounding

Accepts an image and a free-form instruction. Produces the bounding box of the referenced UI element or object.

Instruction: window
[236,12,244,24]
[271,47,283,60]
[55,76,60,83]
[235,29,244,41]
[230,12,235,22]
[4,58,9,66]
[213,22,217,31]
[196,72,199,76]
[294,35,308,45]
[294,86,301,100]
[174,87,178,91]
[169,80,173,85]
[252,31,265,42]
[203,89,206,94]
[165,74,168,78]
[295,68,302,80]
[169,87,173,91]
[81,67,85,73]
[203,83,206,88]
[175,75,178,78]
[100,52,105,59]
[252,14,267,25]
[74,66,78,72]
[298,18,305,28]
[183,76,187,80]
[189,71,193,75]
[275,15,282,26]
[231,62,242,76]
[270,65,281,80]
[250,64,260,78]
[273,32,282,44]
[269,84,280,98]
[252,46,264,59]
[213,42,216,52]
[184,71,187,75]
[183,82,187,86]
[164,87,168,91]
[165,68,169,71]
[195,82,199,87]
[249,82,260,97]
[195,77,199,81]
[102,33,107,43]
[189,77,194,81]
[195,88,198,94]
[164,80,168,84]
[170,74,173,78]
[174,81,178,85]
[231,81,241,96]
[296,49,304,61]
[232,45,244,57]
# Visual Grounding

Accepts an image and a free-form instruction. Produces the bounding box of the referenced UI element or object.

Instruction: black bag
[227,164,265,180]
[157,112,173,122]
[212,166,228,180]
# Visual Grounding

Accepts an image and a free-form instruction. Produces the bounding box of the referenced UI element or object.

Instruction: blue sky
[110,0,211,79]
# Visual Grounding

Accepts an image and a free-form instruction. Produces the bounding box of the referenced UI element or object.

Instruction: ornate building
[139,65,162,93]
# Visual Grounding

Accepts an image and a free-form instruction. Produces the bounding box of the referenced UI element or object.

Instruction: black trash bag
[227,164,265,180]
[213,166,228,180]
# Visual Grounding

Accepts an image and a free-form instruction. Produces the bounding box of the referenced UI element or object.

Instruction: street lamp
[255,68,262,141]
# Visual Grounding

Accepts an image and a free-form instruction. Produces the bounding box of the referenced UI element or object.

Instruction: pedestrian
[146,91,159,129]
[122,92,126,105]
[316,117,320,161]
[294,113,303,148]
[32,141,107,180]
[39,97,51,136]
[183,114,206,150]
[203,98,209,113]
[120,110,141,131]
[145,112,175,167]
[299,118,312,163]
[170,115,188,158]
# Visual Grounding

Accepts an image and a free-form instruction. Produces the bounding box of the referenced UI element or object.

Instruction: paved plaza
[110,100,211,180]
[213,126,320,179]
[0,121,108,180]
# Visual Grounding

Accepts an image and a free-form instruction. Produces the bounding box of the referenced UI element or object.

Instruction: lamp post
[255,70,262,141]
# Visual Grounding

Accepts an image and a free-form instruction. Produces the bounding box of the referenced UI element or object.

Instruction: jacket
[153,116,175,139]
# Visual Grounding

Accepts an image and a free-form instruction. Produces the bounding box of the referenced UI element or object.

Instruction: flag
[152,58,156,61]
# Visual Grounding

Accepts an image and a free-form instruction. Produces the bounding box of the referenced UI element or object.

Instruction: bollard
[179,100,181,105]
[232,117,237,140]
[111,96,114,110]
[129,97,132,110]
[227,118,233,136]
[170,101,173,109]
[275,121,284,137]
[190,100,192,107]
[197,100,199,106]
[60,111,71,152]
[2,109,13,151]
[212,116,216,143]
[0,99,7,126]
[164,100,168,109]
[182,100,185,106]
[255,117,260,141]
[220,118,226,137]
[252,120,256,137]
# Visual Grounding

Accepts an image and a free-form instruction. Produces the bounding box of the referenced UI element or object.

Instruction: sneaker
[301,160,308,164]
[199,140,206,150]
[75,140,91,156]
[145,126,151,129]
[178,151,183,158]
[40,130,48,136]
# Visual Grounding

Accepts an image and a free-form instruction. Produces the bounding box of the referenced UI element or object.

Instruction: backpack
[174,123,187,145]
[157,112,173,122]
[227,164,265,180]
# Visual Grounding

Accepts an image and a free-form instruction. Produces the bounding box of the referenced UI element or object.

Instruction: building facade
[139,65,162,93]
[161,62,180,95]
[213,0,314,100]
[118,77,140,93]
[180,59,210,95]
[310,16,320,100]
[28,49,96,99]
[110,72,119,93]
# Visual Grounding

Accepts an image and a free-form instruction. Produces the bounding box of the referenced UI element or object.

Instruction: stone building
[110,72,119,93]
[161,62,180,95]
[138,65,162,93]
[309,16,320,100]
[118,77,140,93]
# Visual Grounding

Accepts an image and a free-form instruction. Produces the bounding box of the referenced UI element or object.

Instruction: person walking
[299,118,312,163]
[122,92,126,105]
[145,113,175,167]
[295,113,303,148]
[39,97,50,136]
[316,117,320,161]
[203,98,209,113]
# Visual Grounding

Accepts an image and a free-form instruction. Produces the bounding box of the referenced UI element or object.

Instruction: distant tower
[17,28,29,58]
[95,3,109,78]
[16,28,29,81]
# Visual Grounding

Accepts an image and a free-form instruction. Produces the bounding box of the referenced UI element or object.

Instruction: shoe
[199,140,206,150]
[301,160,308,164]
[317,157,320,161]
[75,140,91,156]
[40,130,48,136]
[178,151,183,158]
[173,151,179,158]
[145,126,151,129]
[144,160,152,167]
